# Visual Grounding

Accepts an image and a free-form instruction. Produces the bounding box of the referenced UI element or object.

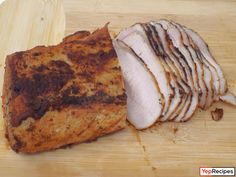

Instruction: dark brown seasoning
[5,24,126,127]
[2,24,127,153]
[12,135,26,152]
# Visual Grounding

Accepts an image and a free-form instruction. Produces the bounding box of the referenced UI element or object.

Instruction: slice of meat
[174,25,216,106]
[157,20,198,121]
[172,21,236,110]
[116,24,173,120]
[169,49,197,122]
[158,20,198,92]
[169,75,191,121]
[220,91,236,106]
[183,27,226,97]
[186,30,236,108]
[167,23,199,92]
[170,94,188,121]
[113,39,163,129]
[186,33,215,109]
[166,76,189,121]
[150,22,187,80]
[165,79,183,120]
[199,54,219,102]
[181,25,220,104]
[142,23,186,121]
[173,22,208,110]
[150,22,192,121]
[159,72,180,121]
[175,94,192,122]
[203,65,214,109]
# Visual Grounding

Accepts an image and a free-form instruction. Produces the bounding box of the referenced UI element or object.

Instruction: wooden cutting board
[0,0,236,177]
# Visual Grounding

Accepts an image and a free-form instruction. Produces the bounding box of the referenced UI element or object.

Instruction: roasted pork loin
[2,25,127,153]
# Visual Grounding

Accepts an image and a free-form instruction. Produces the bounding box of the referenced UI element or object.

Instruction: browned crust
[2,24,127,153]
[2,54,14,143]
[5,25,126,127]
[9,104,126,153]
[62,31,91,43]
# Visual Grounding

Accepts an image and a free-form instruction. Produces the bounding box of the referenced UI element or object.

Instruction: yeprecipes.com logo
[199,167,235,176]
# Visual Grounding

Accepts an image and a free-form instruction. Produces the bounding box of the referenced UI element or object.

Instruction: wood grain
[0,0,236,177]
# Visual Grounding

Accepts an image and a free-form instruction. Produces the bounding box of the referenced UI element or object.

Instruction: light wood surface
[0,0,236,177]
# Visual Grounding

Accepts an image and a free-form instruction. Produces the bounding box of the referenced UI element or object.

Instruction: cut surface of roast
[113,40,163,129]
[114,19,236,129]
[117,24,172,121]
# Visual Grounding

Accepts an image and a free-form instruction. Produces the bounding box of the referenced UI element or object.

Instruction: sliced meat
[183,27,227,97]
[156,20,198,121]
[203,65,214,109]
[176,25,216,105]
[186,34,215,109]
[182,25,236,108]
[165,79,183,120]
[182,26,219,104]
[116,24,173,120]
[220,91,236,106]
[113,39,163,129]
[114,19,236,129]
[167,78,190,122]
[170,94,188,121]
[142,23,184,121]
[173,22,208,110]
[175,94,192,122]
[150,22,192,121]
[169,50,196,122]
[150,22,187,80]
[169,75,191,121]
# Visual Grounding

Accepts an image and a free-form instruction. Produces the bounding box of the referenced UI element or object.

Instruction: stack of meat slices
[113,19,236,130]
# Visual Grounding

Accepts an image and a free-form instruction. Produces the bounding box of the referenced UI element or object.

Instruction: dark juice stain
[128,122,142,146]
[173,127,178,134]
[142,145,146,152]
[128,123,158,176]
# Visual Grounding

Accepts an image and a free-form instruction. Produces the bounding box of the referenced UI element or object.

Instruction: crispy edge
[2,54,16,149]
[12,105,126,153]
[2,24,127,153]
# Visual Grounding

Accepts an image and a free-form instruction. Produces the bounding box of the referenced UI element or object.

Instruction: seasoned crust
[9,104,126,153]
[2,24,127,153]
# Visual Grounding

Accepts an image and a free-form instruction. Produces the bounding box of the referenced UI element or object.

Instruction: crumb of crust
[152,166,157,171]
[211,108,224,121]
